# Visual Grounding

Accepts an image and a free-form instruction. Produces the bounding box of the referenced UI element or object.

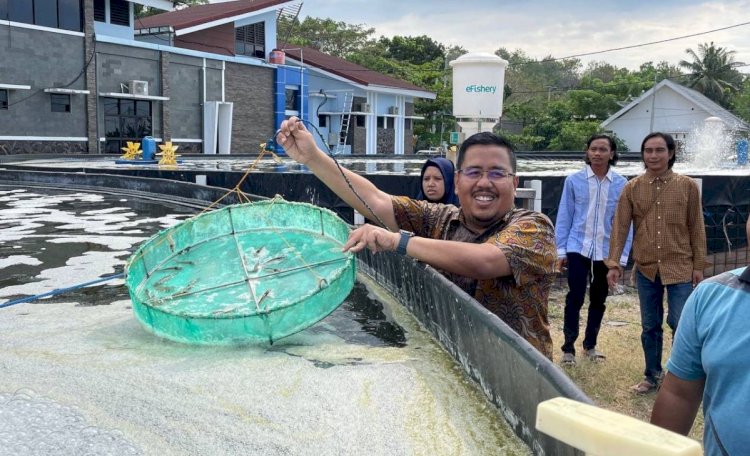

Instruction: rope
[0,273,125,309]
[7,122,370,312]
[268,119,392,230]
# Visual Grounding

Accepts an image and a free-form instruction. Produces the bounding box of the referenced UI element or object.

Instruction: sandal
[585,349,606,361]
[630,379,657,394]
[560,353,576,366]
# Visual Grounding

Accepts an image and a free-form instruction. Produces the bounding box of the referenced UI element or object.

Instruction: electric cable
[265,119,391,230]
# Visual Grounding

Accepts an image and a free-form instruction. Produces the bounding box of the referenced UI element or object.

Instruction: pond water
[6,155,749,177]
[0,186,528,455]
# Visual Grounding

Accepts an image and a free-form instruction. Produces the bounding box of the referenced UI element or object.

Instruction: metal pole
[649,73,657,132]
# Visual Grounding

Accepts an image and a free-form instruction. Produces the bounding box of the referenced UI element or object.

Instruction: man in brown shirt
[276,117,557,359]
[606,132,707,394]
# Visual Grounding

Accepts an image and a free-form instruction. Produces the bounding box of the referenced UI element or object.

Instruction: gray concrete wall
[167,53,203,143]
[0,24,87,139]
[96,43,162,95]
[2,24,277,156]
[205,61,224,102]
[96,42,164,145]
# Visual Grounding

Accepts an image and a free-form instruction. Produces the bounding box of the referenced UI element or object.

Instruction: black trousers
[561,252,610,355]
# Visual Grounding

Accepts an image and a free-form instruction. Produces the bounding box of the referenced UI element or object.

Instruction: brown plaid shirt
[606,170,707,284]
[392,196,557,360]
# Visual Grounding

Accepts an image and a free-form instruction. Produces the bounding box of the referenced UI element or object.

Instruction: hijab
[416,157,460,206]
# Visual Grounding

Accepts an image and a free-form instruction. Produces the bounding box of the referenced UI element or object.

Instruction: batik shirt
[392,196,557,360]
[606,170,707,284]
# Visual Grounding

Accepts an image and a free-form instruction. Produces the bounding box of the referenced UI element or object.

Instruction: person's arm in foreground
[343,224,513,279]
[651,372,705,435]
[276,117,398,230]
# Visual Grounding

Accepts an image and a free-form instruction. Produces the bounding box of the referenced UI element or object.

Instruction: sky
[212,0,750,72]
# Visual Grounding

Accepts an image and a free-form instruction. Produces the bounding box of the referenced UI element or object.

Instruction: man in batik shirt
[277,118,557,359]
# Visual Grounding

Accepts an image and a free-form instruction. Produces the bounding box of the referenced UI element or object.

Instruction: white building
[601,79,749,151]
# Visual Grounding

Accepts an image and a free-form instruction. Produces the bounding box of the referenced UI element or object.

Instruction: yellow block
[536,397,702,456]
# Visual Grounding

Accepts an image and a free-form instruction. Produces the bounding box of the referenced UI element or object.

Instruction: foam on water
[0,389,142,455]
[0,186,530,454]
[0,288,529,454]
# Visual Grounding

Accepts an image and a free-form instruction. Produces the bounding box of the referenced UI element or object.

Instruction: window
[318,114,328,128]
[110,0,130,26]
[9,0,33,23]
[285,87,298,112]
[355,115,365,128]
[35,0,58,28]
[0,90,8,110]
[103,98,152,153]
[7,0,83,32]
[405,119,413,130]
[386,117,394,129]
[235,22,265,58]
[59,0,82,31]
[51,94,71,113]
[93,0,105,22]
[377,116,385,129]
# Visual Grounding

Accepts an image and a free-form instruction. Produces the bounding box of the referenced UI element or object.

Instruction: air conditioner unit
[129,80,149,96]
[359,103,371,113]
[388,106,399,115]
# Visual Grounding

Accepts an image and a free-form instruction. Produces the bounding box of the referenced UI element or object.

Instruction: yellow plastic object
[536,397,702,456]
[125,200,355,345]
[157,141,180,166]
[120,141,142,160]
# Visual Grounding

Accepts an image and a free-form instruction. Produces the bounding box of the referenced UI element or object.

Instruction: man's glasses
[457,167,515,181]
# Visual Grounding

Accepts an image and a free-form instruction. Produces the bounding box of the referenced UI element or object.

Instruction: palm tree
[679,42,743,106]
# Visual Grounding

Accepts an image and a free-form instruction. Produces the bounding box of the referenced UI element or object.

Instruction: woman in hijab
[416,157,460,206]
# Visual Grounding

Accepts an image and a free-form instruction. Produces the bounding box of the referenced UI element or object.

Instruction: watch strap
[397,230,413,255]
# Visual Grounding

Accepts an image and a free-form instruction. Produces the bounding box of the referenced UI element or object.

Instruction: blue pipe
[0,273,125,309]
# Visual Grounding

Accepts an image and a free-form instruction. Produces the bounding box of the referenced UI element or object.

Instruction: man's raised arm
[277,117,398,231]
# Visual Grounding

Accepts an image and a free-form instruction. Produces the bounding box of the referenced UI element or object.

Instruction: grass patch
[548,286,704,442]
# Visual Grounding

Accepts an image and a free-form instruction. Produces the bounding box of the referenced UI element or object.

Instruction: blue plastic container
[737,138,748,166]
[142,136,156,161]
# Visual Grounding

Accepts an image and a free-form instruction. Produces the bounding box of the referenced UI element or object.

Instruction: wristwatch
[397,230,413,255]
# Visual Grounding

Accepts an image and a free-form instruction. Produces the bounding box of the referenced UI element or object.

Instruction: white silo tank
[449,52,508,137]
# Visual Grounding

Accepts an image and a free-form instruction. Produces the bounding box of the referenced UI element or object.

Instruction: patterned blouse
[392,196,557,360]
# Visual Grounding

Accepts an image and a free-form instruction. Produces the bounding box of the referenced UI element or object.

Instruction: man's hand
[343,224,399,254]
[276,116,319,165]
[607,267,622,289]
[556,257,567,273]
[692,270,704,287]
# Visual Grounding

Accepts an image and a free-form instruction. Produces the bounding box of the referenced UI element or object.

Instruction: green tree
[379,35,445,66]
[279,17,375,57]
[729,78,750,122]
[548,120,601,150]
[679,42,743,106]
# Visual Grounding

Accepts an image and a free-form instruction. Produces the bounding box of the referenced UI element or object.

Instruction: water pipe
[0,273,125,309]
